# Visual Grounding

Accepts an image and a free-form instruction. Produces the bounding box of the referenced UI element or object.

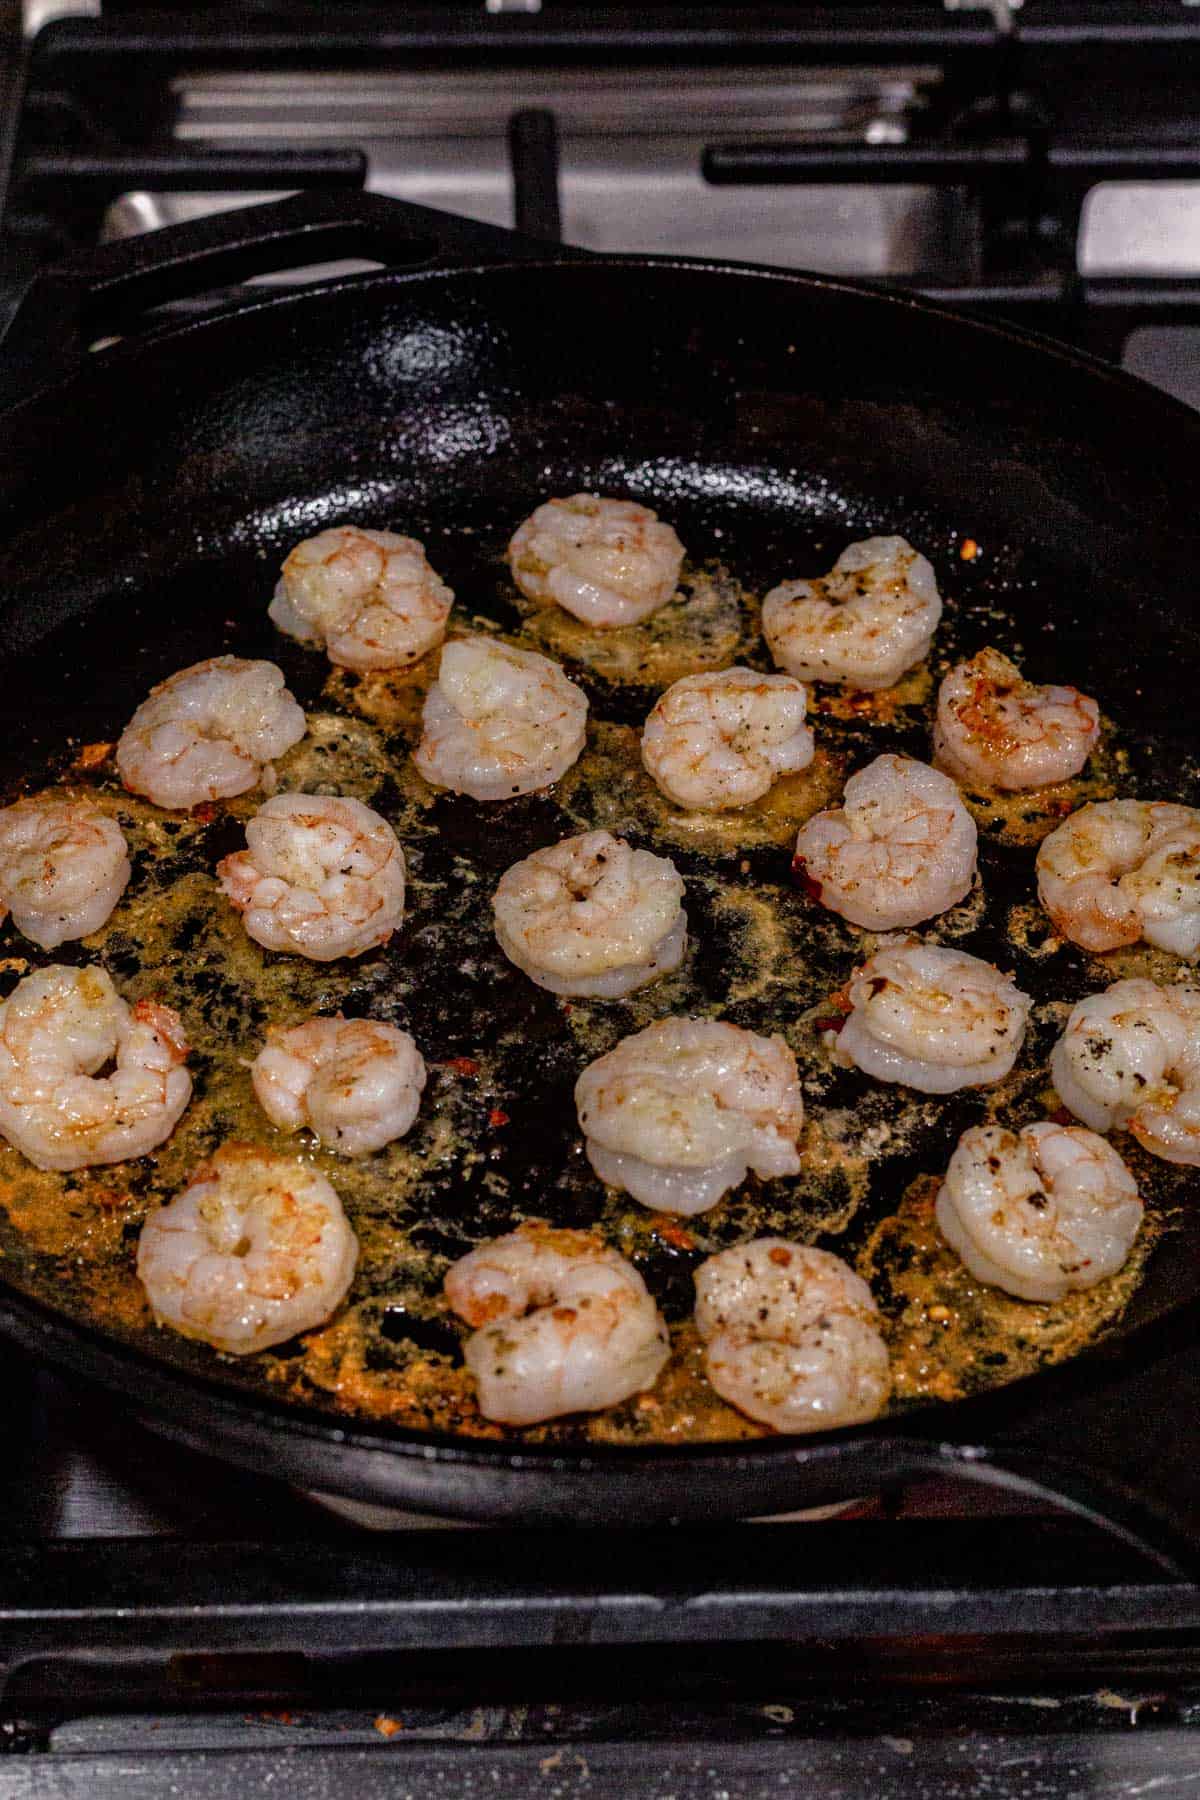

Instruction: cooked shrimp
[270,526,453,671]
[834,941,1031,1094]
[218,793,406,962]
[793,754,977,931]
[444,1221,669,1425]
[933,647,1100,792]
[693,1239,890,1433]
[136,1141,358,1355]
[492,830,686,1000]
[413,636,588,802]
[116,657,306,811]
[640,667,814,812]
[0,794,130,950]
[1051,978,1200,1164]
[762,535,941,691]
[251,1016,426,1156]
[575,1017,804,1216]
[507,493,685,628]
[0,964,190,1172]
[935,1121,1143,1303]
[1036,799,1200,957]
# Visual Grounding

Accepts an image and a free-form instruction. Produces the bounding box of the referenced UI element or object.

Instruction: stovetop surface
[0,1358,1191,1797]
[3,5,1200,1792]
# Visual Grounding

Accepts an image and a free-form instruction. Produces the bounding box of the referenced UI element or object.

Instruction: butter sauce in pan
[0,529,1186,1447]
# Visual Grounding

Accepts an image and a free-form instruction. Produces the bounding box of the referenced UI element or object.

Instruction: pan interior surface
[0,259,1199,1478]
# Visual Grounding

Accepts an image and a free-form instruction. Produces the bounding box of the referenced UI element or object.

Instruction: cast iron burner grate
[0,1363,1194,1794]
[6,3,1200,366]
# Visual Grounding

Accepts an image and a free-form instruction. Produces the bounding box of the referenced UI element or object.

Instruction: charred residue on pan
[0,525,1196,1446]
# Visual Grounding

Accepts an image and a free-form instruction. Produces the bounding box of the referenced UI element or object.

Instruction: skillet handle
[940,1329,1200,1579]
[0,190,581,405]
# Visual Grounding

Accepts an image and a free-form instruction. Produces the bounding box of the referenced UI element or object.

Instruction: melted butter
[292,1299,498,1435]
[812,662,933,726]
[557,722,847,857]
[584,1323,765,1445]
[322,647,438,740]
[0,592,1186,1450]
[955,721,1126,850]
[861,1175,1166,1405]
[516,566,752,689]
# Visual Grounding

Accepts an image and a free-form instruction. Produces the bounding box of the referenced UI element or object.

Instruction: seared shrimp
[137,1141,358,1355]
[218,793,406,962]
[271,526,453,671]
[0,794,130,950]
[640,667,814,812]
[793,754,977,931]
[0,965,190,1172]
[413,636,588,801]
[444,1221,669,1425]
[1037,799,1200,957]
[935,1121,1143,1303]
[493,830,686,999]
[116,657,306,811]
[507,493,685,628]
[694,1239,890,1433]
[934,647,1100,792]
[575,1017,804,1216]
[763,536,941,691]
[251,1016,426,1156]
[1051,978,1200,1164]
[834,941,1031,1094]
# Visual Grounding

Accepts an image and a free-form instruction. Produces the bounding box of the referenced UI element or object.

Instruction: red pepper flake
[94,1187,128,1212]
[191,800,220,823]
[440,1056,480,1077]
[960,538,980,561]
[73,741,113,771]
[768,1246,793,1267]
[814,988,852,1034]
[656,1218,696,1252]
[791,855,823,903]
[374,1716,403,1739]
[1049,1105,1074,1127]
[488,1107,510,1128]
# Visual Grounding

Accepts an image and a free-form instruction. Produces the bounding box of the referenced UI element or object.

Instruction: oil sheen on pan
[0,529,1184,1449]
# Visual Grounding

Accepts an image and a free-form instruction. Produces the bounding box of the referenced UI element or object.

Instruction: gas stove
[9,1,1200,400]
[2,5,1200,1792]
[6,1359,1200,1796]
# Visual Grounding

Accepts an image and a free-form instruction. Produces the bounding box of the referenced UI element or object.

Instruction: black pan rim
[7,248,1200,452]
[4,241,1200,1484]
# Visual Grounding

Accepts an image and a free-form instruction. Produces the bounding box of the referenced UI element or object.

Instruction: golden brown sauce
[0,564,1185,1446]
[517,566,753,688]
[951,718,1127,850]
[862,1174,1167,1405]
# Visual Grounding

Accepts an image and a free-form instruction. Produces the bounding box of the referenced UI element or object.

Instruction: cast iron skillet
[2,191,1200,1566]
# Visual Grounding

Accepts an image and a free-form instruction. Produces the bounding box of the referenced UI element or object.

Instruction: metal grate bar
[0,1522,1193,1665]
